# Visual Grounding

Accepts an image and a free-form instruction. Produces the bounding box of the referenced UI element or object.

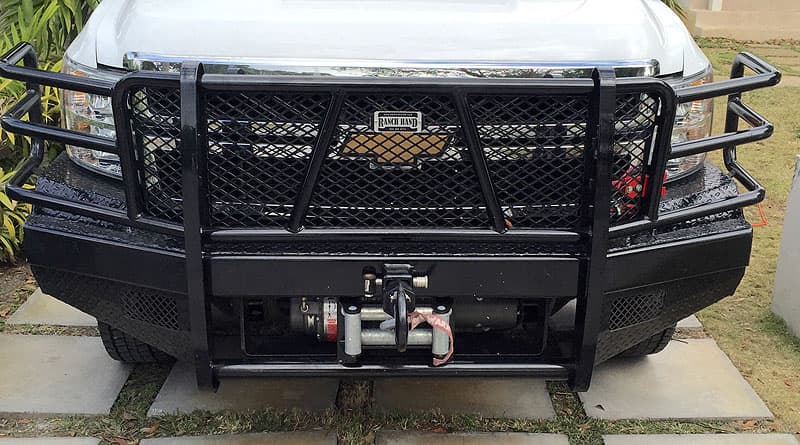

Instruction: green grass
[699,39,800,436]
[1,39,799,444]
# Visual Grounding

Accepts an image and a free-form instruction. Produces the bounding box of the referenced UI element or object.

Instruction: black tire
[618,324,676,358]
[98,322,174,363]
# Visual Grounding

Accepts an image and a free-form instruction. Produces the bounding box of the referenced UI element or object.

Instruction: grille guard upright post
[571,68,615,391]
[179,61,216,390]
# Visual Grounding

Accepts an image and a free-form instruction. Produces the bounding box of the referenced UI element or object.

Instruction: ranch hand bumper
[0,42,780,390]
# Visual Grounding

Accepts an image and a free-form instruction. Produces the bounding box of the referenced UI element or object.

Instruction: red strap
[408,311,454,366]
[752,202,769,227]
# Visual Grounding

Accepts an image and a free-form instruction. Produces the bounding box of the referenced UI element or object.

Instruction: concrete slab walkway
[7,289,96,327]
[373,378,554,418]
[603,434,800,445]
[580,339,772,420]
[376,432,570,445]
[140,432,337,444]
[677,315,703,329]
[0,334,130,416]
[148,362,338,416]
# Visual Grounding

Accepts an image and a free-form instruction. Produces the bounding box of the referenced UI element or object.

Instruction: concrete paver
[580,339,772,420]
[550,299,576,332]
[147,362,338,416]
[373,377,554,419]
[0,334,130,416]
[773,155,800,338]
[603,434,800,445]
[140,432,336,444]
[677,315,703,329]
[7,289,96,327]
[377,432,570,445]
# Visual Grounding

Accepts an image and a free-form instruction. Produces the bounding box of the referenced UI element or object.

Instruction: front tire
[617,324,676,358]
[98,322,174,363]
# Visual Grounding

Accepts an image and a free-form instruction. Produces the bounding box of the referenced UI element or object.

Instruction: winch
[290,264,458,365]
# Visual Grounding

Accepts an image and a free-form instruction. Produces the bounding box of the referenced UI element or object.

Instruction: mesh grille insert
[609,290,665,331]
[122,290,180,331]
[125,86,664,231]
[307,94,488,228]
[129,87,183,223]
[469,95,589,229]
[205,92,331,228]
[610,92,661,225]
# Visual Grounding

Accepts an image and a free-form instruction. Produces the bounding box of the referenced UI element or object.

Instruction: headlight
[666,66,714,182]
[59,59,714,182]
[62,56,122,178]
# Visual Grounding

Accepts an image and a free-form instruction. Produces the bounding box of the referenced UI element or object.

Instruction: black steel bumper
[0,42,780,390]
[24,162,753,379]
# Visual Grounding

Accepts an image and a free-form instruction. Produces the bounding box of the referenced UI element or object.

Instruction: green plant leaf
[0,0,98,262]
[0,235,17,261]
[0,191,15,210]
[2,214,18,243]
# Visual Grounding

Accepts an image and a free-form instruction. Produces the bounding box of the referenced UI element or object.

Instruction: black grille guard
[0,42,781,390]
[0,42,780,241]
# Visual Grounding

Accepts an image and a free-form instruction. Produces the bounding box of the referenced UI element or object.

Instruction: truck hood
[69,0,708,76]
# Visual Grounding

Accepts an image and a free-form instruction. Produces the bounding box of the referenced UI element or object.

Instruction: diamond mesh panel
[608,290,665,331]
[205,92,331,227]
[469,95,589,229]
[306,94,488,228]
[122,290,180,331]
[129,87,183,223]
[610,92,660,225]
[125,86,664,230]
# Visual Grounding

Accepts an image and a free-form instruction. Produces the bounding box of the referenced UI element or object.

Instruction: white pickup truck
[0,0,780,390]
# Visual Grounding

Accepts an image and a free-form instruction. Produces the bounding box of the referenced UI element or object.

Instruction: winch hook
[392,282,411,352]
[381,264,417,353]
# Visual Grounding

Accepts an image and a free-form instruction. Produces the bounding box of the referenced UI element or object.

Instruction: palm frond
[0,0,98,262]
[0,0,99,59]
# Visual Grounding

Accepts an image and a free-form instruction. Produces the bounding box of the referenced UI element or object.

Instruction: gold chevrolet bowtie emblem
[341,110,450,166]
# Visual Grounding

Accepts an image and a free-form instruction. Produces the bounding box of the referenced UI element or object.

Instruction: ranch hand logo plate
[374,111,423,132]
[341,110,449,166]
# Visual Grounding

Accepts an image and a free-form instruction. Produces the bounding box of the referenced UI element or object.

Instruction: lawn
[698,38,800,435]
[0,39,798,445]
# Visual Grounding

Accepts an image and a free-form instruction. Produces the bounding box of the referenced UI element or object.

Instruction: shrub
[0,168,31,262]
[0,0,99,262]
[0,0,100,60]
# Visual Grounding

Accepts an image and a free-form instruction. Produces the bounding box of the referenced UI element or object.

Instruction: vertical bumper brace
[571,68,615,391]
[181,62,216,390]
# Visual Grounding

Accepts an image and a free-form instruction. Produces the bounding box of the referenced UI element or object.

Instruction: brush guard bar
[0,42,781,389]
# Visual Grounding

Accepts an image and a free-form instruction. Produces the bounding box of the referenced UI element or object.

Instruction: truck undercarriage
[0,43,780,390]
